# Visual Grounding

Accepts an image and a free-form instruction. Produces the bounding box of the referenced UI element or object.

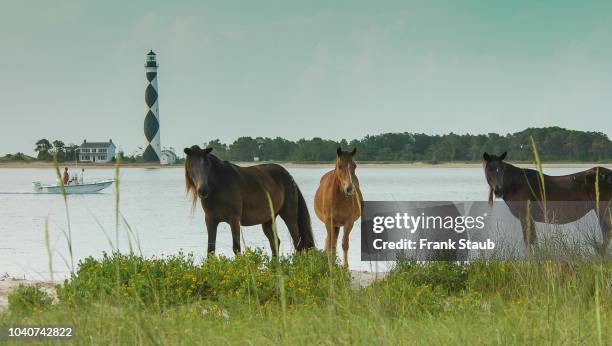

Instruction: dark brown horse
[483,152,612,254]
[184,145,315,256]
[314,147,363,267]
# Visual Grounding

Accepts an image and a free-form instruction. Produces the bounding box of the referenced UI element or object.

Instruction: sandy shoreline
[1,161,610,169]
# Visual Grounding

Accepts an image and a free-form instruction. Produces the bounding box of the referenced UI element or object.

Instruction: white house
[160,149,177,165]
[79,139,116,163]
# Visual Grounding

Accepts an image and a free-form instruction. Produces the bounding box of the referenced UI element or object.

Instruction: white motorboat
[32,179,114,194]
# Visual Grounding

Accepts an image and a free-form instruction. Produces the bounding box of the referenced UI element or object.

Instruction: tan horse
[314,147,363,267]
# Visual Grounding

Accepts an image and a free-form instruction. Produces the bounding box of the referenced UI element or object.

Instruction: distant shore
[1,161,610,169]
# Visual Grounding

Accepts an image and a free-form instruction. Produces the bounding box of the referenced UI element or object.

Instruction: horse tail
[296,185,315,250]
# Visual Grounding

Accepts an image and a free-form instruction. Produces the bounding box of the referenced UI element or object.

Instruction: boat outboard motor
[32,181,42,192]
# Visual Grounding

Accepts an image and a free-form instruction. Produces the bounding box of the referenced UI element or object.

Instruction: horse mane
[185,157,198,210]
[482,161,490,207]
[184,152,225,211]
[488,185,495,208]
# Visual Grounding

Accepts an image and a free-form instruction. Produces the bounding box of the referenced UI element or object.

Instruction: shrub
[280,249,350,305]
[390,261,470,294]
[366,273,448,316]
[8,285,54,315]
[56,249,349,309]
[365,261,475,317]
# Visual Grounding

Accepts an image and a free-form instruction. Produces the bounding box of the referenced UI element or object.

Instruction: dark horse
[483,152,612,254]
[184,145,315,255]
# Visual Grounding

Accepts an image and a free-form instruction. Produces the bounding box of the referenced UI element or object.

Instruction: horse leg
[323,221,331,251]
[330,225,340,255]
[324,221,339,252]
[520,217,536,255]
[229,219,242,255]
[205,216,219,256]
[262,219,281,256]
[342,222,354,269]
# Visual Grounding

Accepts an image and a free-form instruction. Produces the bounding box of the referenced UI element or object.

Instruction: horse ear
[499,152,507,161]
[350,148,357,156]
[204,147,213,154]
[184,148,192,156]
[337,147,342,156]
[483,152,490,161]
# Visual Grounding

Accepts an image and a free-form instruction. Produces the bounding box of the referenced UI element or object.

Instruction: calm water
[0,166,598,279]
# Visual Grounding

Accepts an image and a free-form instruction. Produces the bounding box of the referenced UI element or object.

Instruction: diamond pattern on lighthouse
[145,84,158,108]
[144,111,159,142]
[143,144,159,162]
[146,72,157,82]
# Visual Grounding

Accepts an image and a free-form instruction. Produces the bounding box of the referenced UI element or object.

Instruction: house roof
[80,141,115,149]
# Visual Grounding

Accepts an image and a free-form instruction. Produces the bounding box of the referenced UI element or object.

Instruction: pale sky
[1,1,611,155]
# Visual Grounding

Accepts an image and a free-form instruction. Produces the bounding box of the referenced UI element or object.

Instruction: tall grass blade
[529,136,548,223]
[595,167,600,216]
[594,265,603,346]
[43,217,53,282]
[114,153,122,250]
[265,191,287,340]
[120,212,137,255]
[525,200,532,256]
[265,191,279,256]
[53,155,74,273]
[240,232,255,310]
[113,154,123,296]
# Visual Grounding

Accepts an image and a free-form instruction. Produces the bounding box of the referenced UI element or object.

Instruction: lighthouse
[143,50,161,162]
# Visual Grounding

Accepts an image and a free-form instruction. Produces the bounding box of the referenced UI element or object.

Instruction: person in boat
[79,168,85,184]
[62,167,70,185]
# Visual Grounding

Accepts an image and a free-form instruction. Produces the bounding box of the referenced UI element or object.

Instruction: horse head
[184,145,214,203]
[483,151,507,206]
[335,147,358,196]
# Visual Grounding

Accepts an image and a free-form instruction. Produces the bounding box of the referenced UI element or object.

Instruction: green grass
[2,252,610,345]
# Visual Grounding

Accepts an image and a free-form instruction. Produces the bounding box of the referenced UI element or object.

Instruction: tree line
[4,127,611,163]
[34,139,79,161]
[203,127,612,163]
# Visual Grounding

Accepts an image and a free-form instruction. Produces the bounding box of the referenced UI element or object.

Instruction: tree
[52,140,65,151]
[228,137,259,161]
[34,139,52,161]
[290,137,338,161]
[65,144,79,162]
[205,139,229,160]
